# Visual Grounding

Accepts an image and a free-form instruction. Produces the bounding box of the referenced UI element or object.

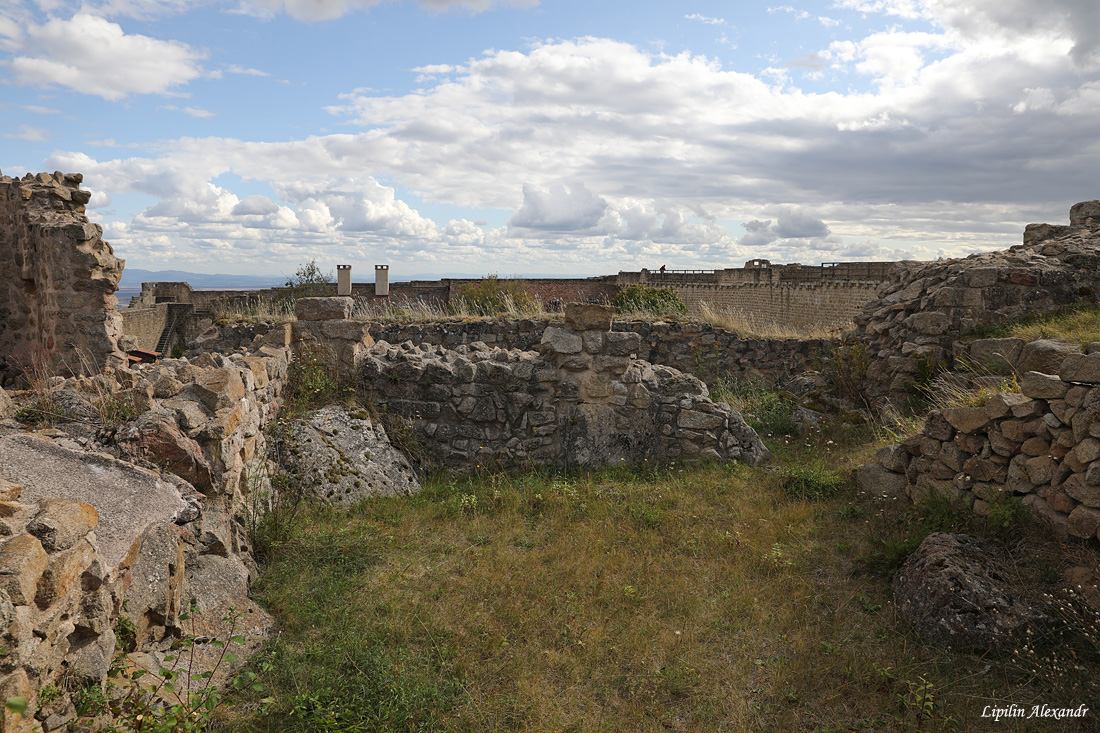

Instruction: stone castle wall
[0,339,291,731]
[669,281,885,332]
[118,304,171,351]
[0,172,126,383]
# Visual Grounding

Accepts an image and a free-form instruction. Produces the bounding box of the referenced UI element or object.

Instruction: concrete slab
[0,433,186,569]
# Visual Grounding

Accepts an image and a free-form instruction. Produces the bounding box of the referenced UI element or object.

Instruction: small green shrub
[822,341,871,408]
[285,259,333,300]
[610,284,687,317]
[711,377,796,437]
[284,346,349,414]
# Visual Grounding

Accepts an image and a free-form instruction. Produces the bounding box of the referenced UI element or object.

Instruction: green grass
[224,435,1100,732]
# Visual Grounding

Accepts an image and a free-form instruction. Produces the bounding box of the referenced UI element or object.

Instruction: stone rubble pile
[357,303,769,468]
[850,201,1100,398]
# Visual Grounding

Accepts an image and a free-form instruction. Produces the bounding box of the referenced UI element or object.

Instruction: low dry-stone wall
[861,353,1100,543]
[357,303,769,469]
[0,172,126,384]
[849,201,1100,398]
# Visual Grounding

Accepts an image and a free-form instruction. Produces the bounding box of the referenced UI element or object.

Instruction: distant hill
[120,268,602,289]
[120,269,287,290]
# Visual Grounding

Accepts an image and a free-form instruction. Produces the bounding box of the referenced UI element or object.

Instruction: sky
[1,0,1099,279]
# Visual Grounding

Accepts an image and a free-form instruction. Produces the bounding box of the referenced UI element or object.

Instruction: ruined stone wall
[861,355,1100,545]
[355,304,769,469]
[196,317,832,388]
[0,172,125,382]
[0,338,292,730]
[364,320,832,386]
[850,201,1100,399]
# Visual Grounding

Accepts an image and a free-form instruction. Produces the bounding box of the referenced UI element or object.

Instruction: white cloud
[240,0,536,21]
[4,124,49,141]
[684,13,725,25]
[8,13,204,100]
[509,182,612,232]
[36,0,1100,273]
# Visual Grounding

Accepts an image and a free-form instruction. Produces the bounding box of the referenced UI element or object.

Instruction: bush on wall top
[611,284,687,317]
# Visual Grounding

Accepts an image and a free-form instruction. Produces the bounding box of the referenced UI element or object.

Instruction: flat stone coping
[0,433,186,569]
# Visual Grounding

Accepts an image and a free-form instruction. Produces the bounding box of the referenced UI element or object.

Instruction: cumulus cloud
[509,182,612,232]
[8,13,204,99]
[34,0,1100,273]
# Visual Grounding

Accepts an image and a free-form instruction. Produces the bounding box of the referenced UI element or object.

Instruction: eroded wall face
[0,172,125,380]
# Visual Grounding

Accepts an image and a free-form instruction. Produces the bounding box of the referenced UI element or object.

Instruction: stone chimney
[375,265,389,297]
[337,265,352,296]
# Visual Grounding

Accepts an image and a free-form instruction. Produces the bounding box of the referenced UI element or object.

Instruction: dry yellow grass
[697,303,847,340]
[234,432,1096,732]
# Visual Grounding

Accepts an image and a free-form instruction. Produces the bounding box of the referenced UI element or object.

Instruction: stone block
[924,411,955,441]
[35,538,94,609]
[192,368,246,411]
[1067,505,1100,538]
[565,303,613,332]
[26,499,98,553]
[1019,371,1067,399]
[984,392,1031,419]
[540,327,582,354]
[1069,199,1100,226]
[1017,339,1081,374]
[677,410,724,430]
[877,444,910,473]
[941,407,990,434]
[1059,353,1100,384]
[1065,473,1100,507]
[967,338,1024,372]
[295,296,352,321]
[604,332,642,356]
[907,311,949,335]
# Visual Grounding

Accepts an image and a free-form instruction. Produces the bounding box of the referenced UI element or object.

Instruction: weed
[711,376,796,438]
[283,345,352,414]
[781,463,846,500]
[823,341,872,409]
[87,602,265,733]
[1012,586,1100,700]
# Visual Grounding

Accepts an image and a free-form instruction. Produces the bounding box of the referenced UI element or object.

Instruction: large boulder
[279,405,420,505]
[893,533,1039,651]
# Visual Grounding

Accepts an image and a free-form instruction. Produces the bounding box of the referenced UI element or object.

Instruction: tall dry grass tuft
[210,296,296,324]
[697,303,847,340]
